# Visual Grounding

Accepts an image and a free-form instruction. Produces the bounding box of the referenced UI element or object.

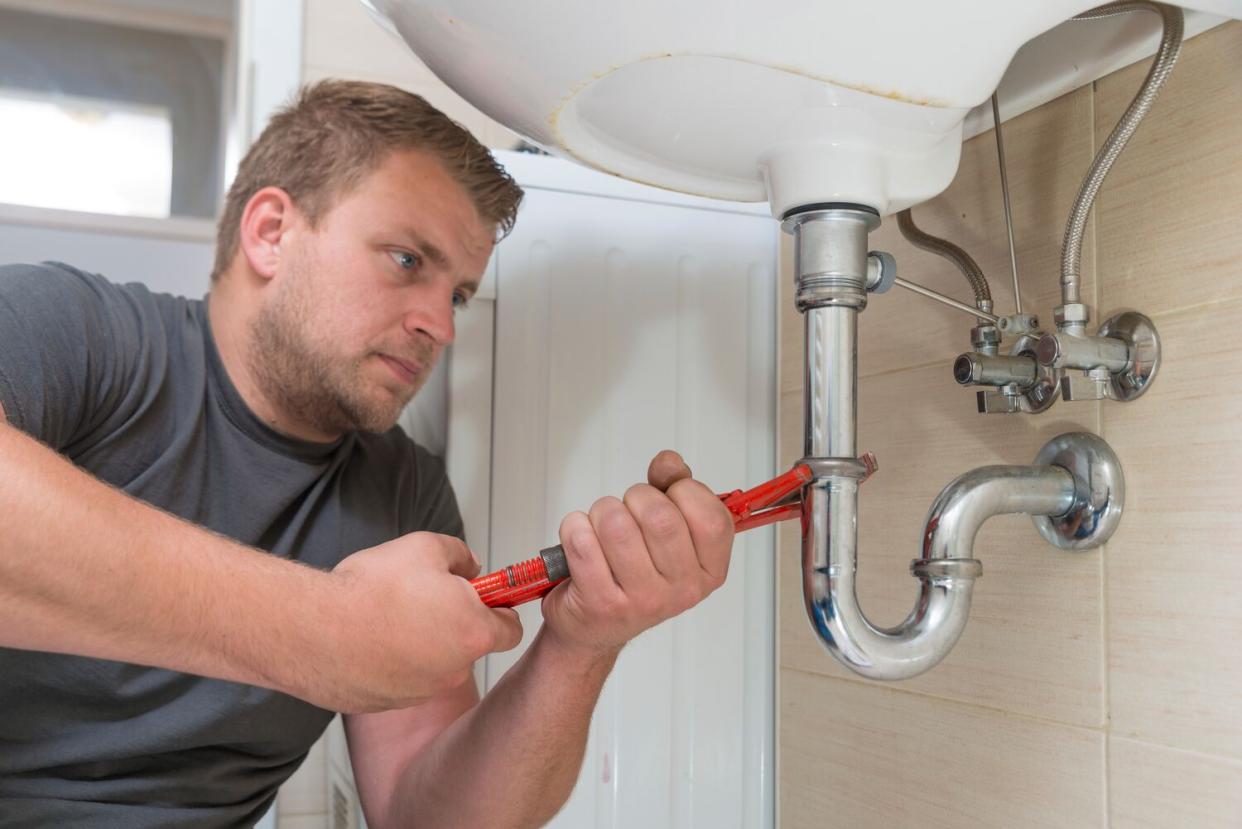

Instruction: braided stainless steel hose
[1061,1,1183,305]
[896,208,992,309]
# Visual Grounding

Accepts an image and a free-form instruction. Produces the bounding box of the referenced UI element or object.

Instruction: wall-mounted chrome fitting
[954,305,1058,414]
[1035,306,1160,402]
[997,313,1040,337]
[955,331,1060,414]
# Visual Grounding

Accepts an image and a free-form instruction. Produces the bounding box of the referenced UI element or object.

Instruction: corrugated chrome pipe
[789,207,1084,680]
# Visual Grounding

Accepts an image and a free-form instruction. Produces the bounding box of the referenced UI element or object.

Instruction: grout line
[793,670,1242,764]
[1107,734,1242,766]
[779,664,1109,734]
[779,357,956,397]
[1140,294,1242,323]
[858,359,957,381]
[1089,77,1114,829]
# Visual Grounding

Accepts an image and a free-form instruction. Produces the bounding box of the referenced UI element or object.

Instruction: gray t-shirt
[0,262,464,827]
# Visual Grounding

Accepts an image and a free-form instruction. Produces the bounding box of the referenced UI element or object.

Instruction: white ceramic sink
[362,0,1241,217]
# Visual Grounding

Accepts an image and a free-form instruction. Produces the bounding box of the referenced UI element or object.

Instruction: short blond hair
[212,79,523,280]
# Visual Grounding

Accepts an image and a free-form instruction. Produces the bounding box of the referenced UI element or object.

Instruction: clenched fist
[540,451,735,656]
[321,532,523,713]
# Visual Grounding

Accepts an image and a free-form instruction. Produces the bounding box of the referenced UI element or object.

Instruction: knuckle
[591,495,625,517]
[678,584,703,611]
[459,619,494,659]
[701,503,735,539]
[433,668,473,695]
[640,501,685,542]
[560,510,590,538]
[633,593,663,620]
[624,482,656,502]
[596,507,638,546]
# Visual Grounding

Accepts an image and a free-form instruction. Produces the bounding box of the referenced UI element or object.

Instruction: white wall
[0,219,213,298]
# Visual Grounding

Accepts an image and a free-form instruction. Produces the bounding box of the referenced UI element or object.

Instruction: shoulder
[353,426,460,537]
[0,261,121,303]
[0,261,193,323]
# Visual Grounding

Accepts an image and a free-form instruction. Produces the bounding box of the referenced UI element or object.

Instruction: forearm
[385,627,618,829]
[0,423,339,700]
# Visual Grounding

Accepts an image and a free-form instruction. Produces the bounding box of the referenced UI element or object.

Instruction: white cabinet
[469,152,778,829]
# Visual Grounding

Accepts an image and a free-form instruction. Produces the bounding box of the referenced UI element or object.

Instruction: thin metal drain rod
[991,91,1022,315]
[894,276,1000,324]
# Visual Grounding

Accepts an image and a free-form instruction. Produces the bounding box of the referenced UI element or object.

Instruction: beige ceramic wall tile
[780,669,1105,829]
[856,85,1095,379]
[1109,736,1242,828]
[1095,23,1242,317]
[779,362,1106,727]
[1103,300,1242,759]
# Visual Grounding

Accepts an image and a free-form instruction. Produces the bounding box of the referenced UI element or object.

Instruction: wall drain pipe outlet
[784,206,1125,680]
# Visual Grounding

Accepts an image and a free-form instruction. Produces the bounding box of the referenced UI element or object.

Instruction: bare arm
[0,418,520,713]
[347,629,616,829]
[347,451,734,829]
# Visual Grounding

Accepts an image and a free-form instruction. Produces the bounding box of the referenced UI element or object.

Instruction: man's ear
[238,186,297,281]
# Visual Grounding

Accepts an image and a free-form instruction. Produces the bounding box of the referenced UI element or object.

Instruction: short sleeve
[0,262,150,450]
[407,443,466,542]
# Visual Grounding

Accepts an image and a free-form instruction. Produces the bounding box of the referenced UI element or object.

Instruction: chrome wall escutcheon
[1031,432,1125,551]
[1097,311,1161,402]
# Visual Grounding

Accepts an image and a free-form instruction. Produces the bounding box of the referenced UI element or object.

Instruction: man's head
[211,80,523,440]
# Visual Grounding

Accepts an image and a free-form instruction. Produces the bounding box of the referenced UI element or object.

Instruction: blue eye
[452,291,470,310]
[390,250,420,270]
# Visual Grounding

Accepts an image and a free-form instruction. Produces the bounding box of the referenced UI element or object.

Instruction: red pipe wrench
[471,455,876,608]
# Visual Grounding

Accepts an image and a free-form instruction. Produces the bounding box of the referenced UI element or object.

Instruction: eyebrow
[401,229,450,269]
[398,228,480,295]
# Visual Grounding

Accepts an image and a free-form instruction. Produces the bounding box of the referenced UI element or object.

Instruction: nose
[402,287,456,346]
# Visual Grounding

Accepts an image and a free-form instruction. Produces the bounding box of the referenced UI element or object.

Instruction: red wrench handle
[470,458,869,608]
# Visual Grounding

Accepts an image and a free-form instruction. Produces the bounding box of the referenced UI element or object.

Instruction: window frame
[0,0,239,238]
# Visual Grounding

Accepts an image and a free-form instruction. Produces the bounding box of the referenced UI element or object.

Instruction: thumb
[429,533,481,579]
[483,607,524,652]
[648,449,693,492]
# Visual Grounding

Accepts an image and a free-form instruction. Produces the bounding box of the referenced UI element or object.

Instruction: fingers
[424,533,481,579]
[588,496,664,595]
[622,483,696,584]
[664,477,734,586]
[484,607,523,652]
[647,450,692,492]
[558,511,623,597]
[455,577,523,658]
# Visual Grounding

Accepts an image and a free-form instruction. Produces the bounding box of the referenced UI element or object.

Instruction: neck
[207,277,342,444]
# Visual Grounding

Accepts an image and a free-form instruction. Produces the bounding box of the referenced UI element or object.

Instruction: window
[0,2,232,221]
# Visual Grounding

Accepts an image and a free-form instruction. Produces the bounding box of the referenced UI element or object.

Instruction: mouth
[378,354,423,386]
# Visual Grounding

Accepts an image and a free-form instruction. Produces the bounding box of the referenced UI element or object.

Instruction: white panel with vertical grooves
[487,159,776,829]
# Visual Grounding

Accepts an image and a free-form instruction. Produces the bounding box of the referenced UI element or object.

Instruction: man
[0,80,734,827]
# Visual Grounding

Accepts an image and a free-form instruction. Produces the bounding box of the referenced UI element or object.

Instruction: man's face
[249,148,494,437]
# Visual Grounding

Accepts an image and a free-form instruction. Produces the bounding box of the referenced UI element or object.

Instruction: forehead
[330,148,494,260]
